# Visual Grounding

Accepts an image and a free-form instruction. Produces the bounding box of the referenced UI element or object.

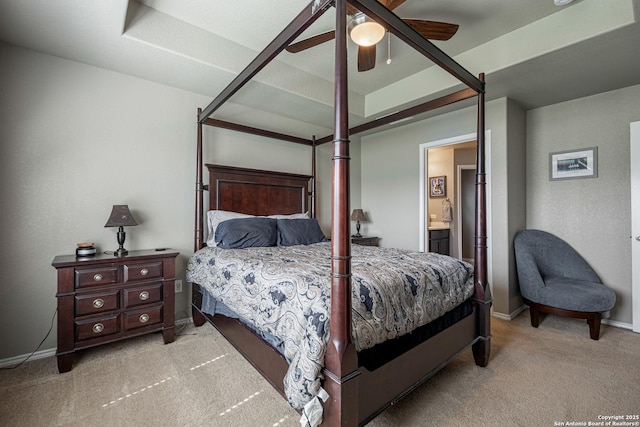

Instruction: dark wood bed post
[195,108,204,252]
[312,135,317,218]
[323,0,359,425]
[193,108,207,327]
[472,73,491,367]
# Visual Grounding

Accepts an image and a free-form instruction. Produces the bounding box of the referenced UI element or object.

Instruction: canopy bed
[186,0,491,425]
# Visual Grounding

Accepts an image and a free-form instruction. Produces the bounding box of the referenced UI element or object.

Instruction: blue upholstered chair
[514,229,616,340]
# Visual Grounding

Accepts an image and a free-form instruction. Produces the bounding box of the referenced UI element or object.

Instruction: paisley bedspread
[186,241,474,410]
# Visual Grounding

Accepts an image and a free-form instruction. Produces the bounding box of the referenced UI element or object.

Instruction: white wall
[0,43,340,360]
[526,84,640,325]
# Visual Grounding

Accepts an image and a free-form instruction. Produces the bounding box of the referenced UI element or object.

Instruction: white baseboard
[492,304,528,321]
[176,317,193,326]
[0,347,56,369]
[602,318,633,331]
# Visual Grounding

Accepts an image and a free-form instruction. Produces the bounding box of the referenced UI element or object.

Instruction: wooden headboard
[206,164,313,216]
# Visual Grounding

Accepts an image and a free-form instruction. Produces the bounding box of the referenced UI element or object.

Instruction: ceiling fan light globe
[348,13,385,47]
[350,22,385,46]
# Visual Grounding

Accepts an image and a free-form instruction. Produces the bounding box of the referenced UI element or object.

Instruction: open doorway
[418,131,492,264]
[423,141,476,260]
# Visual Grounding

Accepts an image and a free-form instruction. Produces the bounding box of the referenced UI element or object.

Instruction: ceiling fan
[285,0,459,72]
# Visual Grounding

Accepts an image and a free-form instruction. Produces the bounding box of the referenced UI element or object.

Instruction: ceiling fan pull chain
[386,31,392,65]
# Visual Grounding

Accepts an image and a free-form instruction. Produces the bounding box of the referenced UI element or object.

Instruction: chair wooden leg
[524,298,604,340]
[587,313,602,340]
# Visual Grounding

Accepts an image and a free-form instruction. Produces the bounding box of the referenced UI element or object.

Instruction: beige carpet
[1,311,639,426]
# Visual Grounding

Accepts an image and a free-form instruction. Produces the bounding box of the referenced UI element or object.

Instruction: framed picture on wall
[429,176,446,197]
[549,147,598,180]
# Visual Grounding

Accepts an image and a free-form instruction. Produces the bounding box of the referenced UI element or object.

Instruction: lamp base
[352,221,362,238]
[114,247,128,257]
[114,226,128,256]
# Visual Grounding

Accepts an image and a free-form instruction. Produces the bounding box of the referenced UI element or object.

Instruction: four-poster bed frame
[190,0,491,425]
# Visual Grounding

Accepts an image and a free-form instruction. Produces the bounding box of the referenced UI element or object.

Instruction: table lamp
[350,209,367,238]
[104,205,138,256]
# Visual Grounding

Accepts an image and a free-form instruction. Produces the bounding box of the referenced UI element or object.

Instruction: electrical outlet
[175,279,183,293]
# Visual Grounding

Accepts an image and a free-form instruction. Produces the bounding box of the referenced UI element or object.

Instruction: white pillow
[205,210,310,246]
[206,210,253,247]
[267,212,310,219]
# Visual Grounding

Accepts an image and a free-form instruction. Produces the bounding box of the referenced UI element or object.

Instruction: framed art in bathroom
[429,176,446,197]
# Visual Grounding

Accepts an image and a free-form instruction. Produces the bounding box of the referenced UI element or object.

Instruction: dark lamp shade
[350,209,367,222]
[104,205,138,228]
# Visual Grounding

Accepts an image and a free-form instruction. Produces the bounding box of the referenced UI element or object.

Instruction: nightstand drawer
[75,267,118,288]
[75,314,120,341]
[75,290,119,316]
[123,283,162,308]
[124,305,162,330]
[352,236,379,246]
[123,261,162,282]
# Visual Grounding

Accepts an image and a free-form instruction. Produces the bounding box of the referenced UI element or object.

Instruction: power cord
[1,308,57,370]
[175,310,197,336]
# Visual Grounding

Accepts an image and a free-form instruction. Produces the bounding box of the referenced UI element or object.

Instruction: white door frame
[457,164,476,262]
[631,121,640,333]
[419,131,492,286]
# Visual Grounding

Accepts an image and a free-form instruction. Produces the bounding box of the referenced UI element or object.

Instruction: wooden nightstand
[52,249,179,373]
[351,236,379,246]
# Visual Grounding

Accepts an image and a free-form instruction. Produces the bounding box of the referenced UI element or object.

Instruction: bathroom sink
[428,221,450,231]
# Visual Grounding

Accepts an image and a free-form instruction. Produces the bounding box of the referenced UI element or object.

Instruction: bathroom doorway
[418,131,492,262]
[423,141,476,259]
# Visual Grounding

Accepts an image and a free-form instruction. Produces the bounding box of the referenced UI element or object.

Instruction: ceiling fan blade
[286,30,336,53]
[358,45,376,72]
[346,3,359,15]
[347,0,404,16]
[379,0,406,11]
[403,19,459,41]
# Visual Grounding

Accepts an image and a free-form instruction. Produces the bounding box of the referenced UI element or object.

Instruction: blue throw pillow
[215,217,277,249]
[276,218,328,246]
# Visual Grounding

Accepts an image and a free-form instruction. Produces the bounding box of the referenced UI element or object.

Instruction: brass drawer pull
[92,298,104,309]
[139,314,149,323]
[93,273,103,281]
[92,323,104,333]
[139,291,149,301]
[140,268,149,276]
